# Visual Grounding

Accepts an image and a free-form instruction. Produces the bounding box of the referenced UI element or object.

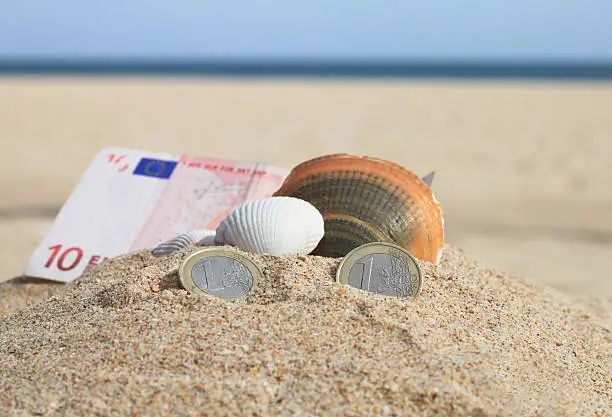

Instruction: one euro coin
[179,247,263,300]
[336,242,423,297]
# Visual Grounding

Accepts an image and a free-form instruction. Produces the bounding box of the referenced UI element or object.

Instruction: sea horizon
[1,59,612,80]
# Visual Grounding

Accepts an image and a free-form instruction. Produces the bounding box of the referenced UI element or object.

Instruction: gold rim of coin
[179,247,263,300]
[336,242,423,297]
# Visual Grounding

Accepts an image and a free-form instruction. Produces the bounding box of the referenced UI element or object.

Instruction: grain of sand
[0,245,610,416]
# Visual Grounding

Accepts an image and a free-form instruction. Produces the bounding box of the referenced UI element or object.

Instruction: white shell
[214,197,324,255]
[152,229,216,257]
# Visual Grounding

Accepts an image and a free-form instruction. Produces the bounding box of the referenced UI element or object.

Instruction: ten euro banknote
[24,147,290,283]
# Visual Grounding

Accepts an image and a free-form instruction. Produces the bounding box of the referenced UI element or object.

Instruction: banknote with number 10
[24,147,290,283]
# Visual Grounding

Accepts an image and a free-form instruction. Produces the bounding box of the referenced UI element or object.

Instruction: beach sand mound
[0,277,65,317]
[0,245,610,416]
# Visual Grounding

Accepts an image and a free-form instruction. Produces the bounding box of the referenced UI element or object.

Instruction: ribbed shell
[273,154,444,264]
[214,196,324,255]
[152,229,216,257]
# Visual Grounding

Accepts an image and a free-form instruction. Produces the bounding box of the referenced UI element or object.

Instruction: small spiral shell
[152,230,216,257]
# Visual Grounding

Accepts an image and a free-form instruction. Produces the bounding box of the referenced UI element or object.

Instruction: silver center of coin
[190,256,253,299]
[348,253,414,297]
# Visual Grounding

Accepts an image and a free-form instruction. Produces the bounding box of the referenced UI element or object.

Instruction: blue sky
[1,1,611,60]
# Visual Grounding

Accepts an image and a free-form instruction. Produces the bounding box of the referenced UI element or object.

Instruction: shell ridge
[268,197,282,253]
[250,199,264,252]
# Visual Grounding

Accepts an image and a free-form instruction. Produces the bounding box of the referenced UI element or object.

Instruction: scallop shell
[152,229,216,257]
[273,154,444,264]
[214,196,324,255]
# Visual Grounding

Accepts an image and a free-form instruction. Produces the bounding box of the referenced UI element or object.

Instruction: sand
[1,78,612,298]
[0,277,63,317]
[0,78,611,415]
[0,245,609,416]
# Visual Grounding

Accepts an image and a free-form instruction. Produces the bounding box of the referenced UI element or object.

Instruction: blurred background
[1,1,611,298]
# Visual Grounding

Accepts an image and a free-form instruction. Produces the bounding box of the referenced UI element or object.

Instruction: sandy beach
[0,245,609,416]
[0,77,610,415]
[1,77,611,297]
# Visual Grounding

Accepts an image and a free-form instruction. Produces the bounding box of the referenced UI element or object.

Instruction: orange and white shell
[273,154,444,265]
